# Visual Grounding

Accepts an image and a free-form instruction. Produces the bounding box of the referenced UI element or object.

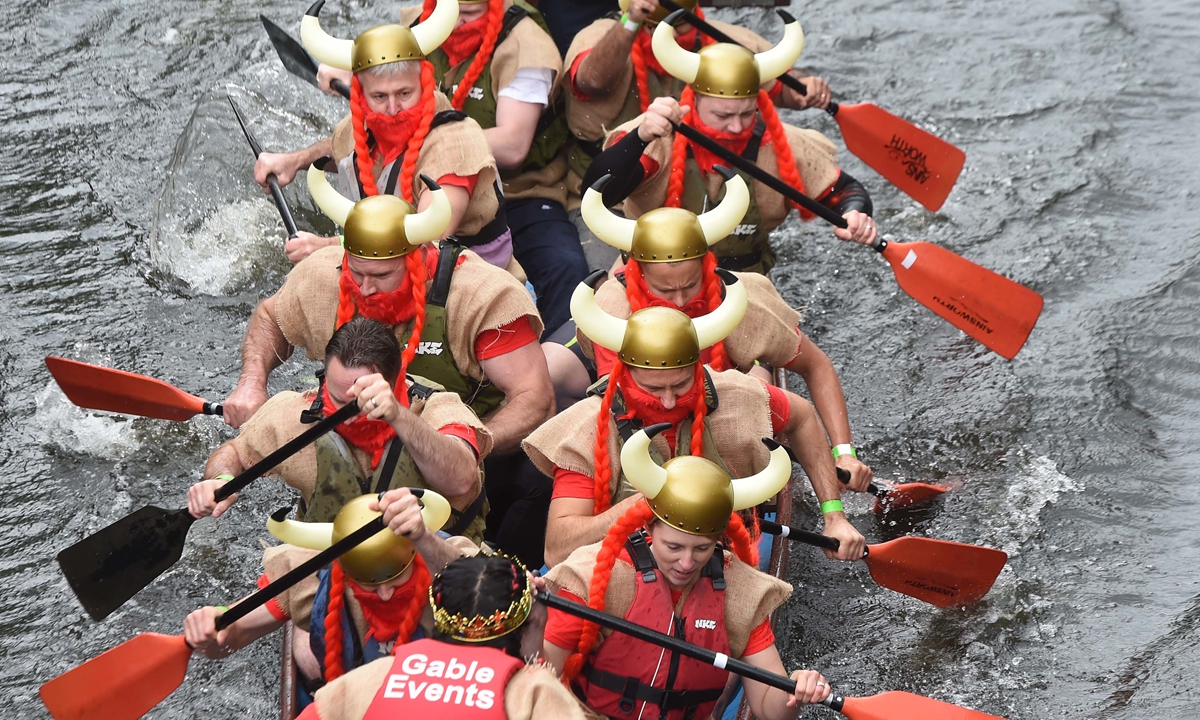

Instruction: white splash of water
[153,197,287,294]
[32,381,139,459]
[998,454,1083,556]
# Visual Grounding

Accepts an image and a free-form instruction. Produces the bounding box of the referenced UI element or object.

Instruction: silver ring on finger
[817,682,827,688]
[369,397,378,409]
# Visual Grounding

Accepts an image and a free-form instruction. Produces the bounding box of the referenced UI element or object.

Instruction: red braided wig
[591,362,626,515]
[698,253,731,371]
[630,9,710,114]
[452,0,505,110]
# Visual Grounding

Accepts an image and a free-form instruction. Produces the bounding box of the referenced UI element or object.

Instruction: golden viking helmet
[618,0,699,25]
[622,424,793,535]
[652,9,804,98]
[571,268,746,369]
[268,490,452,585]
[301,0,458,72]
[307,163,451,259]
[582,168,749,263]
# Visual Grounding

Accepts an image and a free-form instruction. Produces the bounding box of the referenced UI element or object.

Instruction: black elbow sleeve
[820,171,874,217]
[582,131,651,207]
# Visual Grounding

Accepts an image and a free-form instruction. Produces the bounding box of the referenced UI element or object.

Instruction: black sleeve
[581,130,652,207]
[818,170,874,217]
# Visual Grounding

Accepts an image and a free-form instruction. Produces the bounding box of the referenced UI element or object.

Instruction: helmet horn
[651,10,700,85]
[570,271,628,354]
[307,162,354,226]
[411,0,458,57]
[753,10,805,84]
[300,1,354,71]
[581,175,636,253]
[620,423,673,500]
[696,167,750,245]
[692,269,748,349]
[730,438,793,510]
[403,175,452,245]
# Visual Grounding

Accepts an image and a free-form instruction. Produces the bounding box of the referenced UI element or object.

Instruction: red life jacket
[363,638,523,720]
[574,530,730,720]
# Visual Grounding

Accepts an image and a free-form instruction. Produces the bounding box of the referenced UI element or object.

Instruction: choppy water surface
[2,0,1198,717]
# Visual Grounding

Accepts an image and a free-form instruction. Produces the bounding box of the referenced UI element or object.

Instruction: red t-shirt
[544,590,775,657]
[436,172,479,196]
[550,384,792,500]
[474,317,539,360]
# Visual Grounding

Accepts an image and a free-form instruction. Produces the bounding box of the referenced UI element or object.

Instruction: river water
[2,0,1198,717]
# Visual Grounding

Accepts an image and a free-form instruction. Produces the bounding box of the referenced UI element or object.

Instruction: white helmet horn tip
[571,278,628,355]
[697,173,750,245]
[730,441,793,511]
[693,269,748,349]
[301,9,355,71]
[619,427,670,500]
[403,181,452,246]
[416,488,453,533]
[307,163,354,227]
[753,13,805,83]
[581,182,636,252]
[651,13,700,85]
[411,0,458,57]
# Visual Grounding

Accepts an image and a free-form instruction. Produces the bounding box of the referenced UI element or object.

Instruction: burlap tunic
[576,271,803,372]
[232,385,493,518]
[561,18,773,200]
[545,542,791,659]
[399,3,569,205]
[606,114,841,237]
[308,657,590,720]
[523,369,776,496]
[274,245,542,411]
[330,93,501,239]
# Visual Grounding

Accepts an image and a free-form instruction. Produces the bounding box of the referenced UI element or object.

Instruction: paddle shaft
[260,14,351,100]
[537,592,798,694]
[659,1,808,98]
[672,123,849,229]
[212,401,359,503]
[227,96,300,237]
[216,514,385,628]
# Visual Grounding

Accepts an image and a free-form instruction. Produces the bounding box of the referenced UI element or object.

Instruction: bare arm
[374,488,472,571]
[183,602,286,659]
[479,339,556,453]
[224,295,293,428]
[417,182,470,238]
[741,644,830,720]
[782,391,864,561]
[542,638,573,675]
[484,97,544,169]
[253,137,335,191]
[544,493,644,567]
[573,23,639,97]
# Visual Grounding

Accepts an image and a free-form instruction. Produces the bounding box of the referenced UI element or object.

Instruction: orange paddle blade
[864,537,1007,608]
[874,482,949,513]
[832,102,965,211]
[45,356,209,421]
[39,633,193,720]
[840,691,1008,720]
[879,241,1043,359]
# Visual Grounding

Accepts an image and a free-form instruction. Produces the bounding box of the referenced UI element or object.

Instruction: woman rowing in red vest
[542,426,831,720]
[296,553,588,720]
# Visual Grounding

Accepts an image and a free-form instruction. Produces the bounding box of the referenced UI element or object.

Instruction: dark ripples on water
[1,0,1198,717]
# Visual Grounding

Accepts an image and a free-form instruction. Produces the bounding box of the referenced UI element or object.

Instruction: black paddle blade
[261,15,320,86]
[57,506,195,621]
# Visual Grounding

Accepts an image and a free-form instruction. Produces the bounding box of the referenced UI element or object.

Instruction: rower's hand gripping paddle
[537,592,1010,720]
[671,121,1043,359]
[55,401,360,621]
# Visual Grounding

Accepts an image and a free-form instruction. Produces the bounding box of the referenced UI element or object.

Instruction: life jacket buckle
[619,677,639,714]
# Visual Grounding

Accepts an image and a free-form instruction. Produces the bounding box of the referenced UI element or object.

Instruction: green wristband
[216,605,229,614]
[620,12,641,31]
[820,499,844,515]
[831,444,857,459]
[214,474,234,482]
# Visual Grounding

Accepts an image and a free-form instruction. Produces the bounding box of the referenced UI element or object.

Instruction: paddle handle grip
[835,467,887,499]
[759,519,839,551]
[659,1,808,96]
[214,400,360,501]
[672,123,848,229]
[537,592,798,694]
[331,78,351,99]
[203,401,224,417]
[217,515,386,629]
[267,176,300,238]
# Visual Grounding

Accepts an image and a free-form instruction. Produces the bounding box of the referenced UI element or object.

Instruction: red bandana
[363,101,424,167]
[322,384,398,469]
[686,110,759,176]
[440,13,491,68]
[337,249,438,328]
[349,561,424,643]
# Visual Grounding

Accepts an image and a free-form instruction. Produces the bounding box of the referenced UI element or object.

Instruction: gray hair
[358,60,421,79]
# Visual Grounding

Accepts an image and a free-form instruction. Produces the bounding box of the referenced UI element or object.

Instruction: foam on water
[995,453,1084,557]
[32,380,139,460]
[153,196,288,293]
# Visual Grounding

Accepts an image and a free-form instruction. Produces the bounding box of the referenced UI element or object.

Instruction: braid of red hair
[688,362,707,458]
[724,511,759,567]
[756,89,813,220]
[622,259,652,311]
[700,253,731,371]
[351,75,381,197]
[451,0,505,110]
[323,563,348,681]
[591,362,626,515]
[397,249,429,392]
[395,556,432,645]
[561,499,656,683]
[664,85,695,207]
[630,36,652,114]
[400,61,438,205]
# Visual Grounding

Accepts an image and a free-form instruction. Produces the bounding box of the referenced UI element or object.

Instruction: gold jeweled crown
[429,555,534,642]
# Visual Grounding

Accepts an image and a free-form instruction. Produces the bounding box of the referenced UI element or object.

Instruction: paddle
[759,518,1006,607]
[834,466,948,512]
[260,14,352,99]
[538,592,1008,720]
[56,400,360,621]
[45,356,222,422]
[40,511,388,720]
[673,121,1043,359]
[658,3,965,211]
[228,95,301,240]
